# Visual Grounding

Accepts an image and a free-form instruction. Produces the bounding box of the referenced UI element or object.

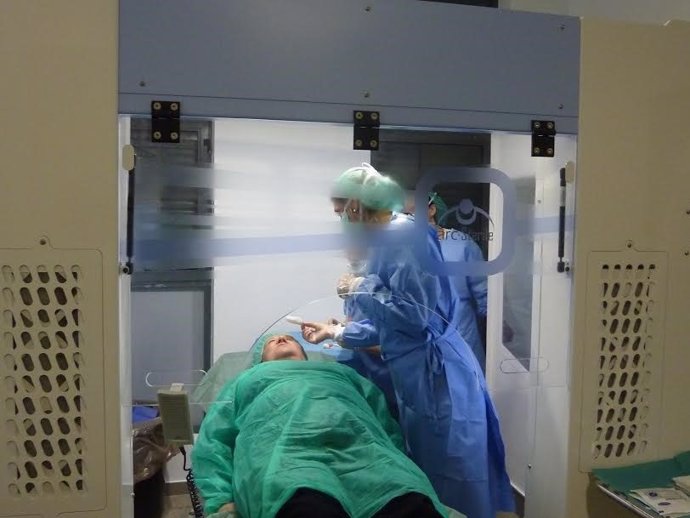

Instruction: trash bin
[133,408,179,518]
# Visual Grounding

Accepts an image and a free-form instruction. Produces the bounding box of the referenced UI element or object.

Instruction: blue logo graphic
[414,167,516,277]
[439,198,495,228]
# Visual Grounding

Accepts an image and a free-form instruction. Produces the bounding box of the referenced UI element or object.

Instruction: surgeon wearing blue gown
[332,251,399,420]
[427,192,488,371]
[302,165,514,518]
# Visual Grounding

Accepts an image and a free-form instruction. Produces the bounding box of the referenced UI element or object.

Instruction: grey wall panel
[119,0,579,133]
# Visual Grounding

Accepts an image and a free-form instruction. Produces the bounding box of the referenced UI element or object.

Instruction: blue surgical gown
[341,215,514,518]
[439,231,488,370]
[338,297,399,420]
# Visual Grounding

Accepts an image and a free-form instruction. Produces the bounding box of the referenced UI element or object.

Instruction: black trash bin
[133,416,178,518]
[134,467,166,518]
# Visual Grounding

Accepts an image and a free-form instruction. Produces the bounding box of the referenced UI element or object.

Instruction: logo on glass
[438,198,494,243]
[415,166,516,277]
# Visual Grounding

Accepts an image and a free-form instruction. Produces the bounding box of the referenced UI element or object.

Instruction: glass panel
[133,119,368,270]
[486,132,578,493]
[128,118,215,432]
[502,177,536,370]
[125,117,577,508]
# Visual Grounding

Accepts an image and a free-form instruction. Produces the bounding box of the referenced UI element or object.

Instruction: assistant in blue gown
[429,193,488,371]
[438,231,488,370]
[340,214,514,518]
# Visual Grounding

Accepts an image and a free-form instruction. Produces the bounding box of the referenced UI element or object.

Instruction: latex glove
[336,273,364,298]
[301,321,341,344]
[336,273,355,298]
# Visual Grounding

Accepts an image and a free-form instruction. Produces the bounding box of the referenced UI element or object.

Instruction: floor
[162,492,195,518]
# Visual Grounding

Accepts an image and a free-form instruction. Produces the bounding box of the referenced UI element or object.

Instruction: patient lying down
[192,334,448,518]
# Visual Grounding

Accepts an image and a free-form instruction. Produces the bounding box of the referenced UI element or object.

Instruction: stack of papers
[674,476,690,496]
[630,488,690,517]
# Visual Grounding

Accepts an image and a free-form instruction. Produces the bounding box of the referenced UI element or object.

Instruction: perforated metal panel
[579,251,667,470]
[0,250,105,516]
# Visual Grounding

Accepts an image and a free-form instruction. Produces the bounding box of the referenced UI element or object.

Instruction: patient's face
[261,335,308,362]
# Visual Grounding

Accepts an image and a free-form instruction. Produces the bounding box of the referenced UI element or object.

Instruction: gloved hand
[336,273,364,298]
[301,321,342,344]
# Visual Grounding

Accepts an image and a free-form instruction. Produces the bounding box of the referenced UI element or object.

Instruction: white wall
[500,0,690,24]
[212,120,369,358]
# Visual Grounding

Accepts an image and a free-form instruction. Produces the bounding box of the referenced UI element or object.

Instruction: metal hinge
[353,110,380,151]
[151,100,181,143]
[531,120,556,157]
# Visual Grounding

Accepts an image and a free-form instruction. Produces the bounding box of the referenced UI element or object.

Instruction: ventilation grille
[1,264,87,497]
[581,253,666,470]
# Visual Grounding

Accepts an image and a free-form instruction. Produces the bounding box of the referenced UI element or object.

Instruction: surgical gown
[338,296,399,419]
[192,360,448,518]
[439,231,488,370]
[341,215,514,518]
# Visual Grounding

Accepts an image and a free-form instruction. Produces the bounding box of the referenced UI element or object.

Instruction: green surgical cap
[429,192,449,225]
[331,165,369,200]
[362,176,405,212]
[331,164,404,212]
[250,334,272,366]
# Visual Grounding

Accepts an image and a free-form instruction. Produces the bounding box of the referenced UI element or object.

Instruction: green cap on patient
[250,334,272,366]
[250,334,308,364]
[332,164,405,212]
[191,334,311,411]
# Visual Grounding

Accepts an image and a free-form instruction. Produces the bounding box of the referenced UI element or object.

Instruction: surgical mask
[340,199,366,235]
[339,199,362,223]
[341,220,368,254]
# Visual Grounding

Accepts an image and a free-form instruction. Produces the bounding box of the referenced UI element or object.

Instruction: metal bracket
[151,100,181,143]
[557,168,569,273]
[122,144,137,275]
[531,120,556,157]
[353,110,380,151]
